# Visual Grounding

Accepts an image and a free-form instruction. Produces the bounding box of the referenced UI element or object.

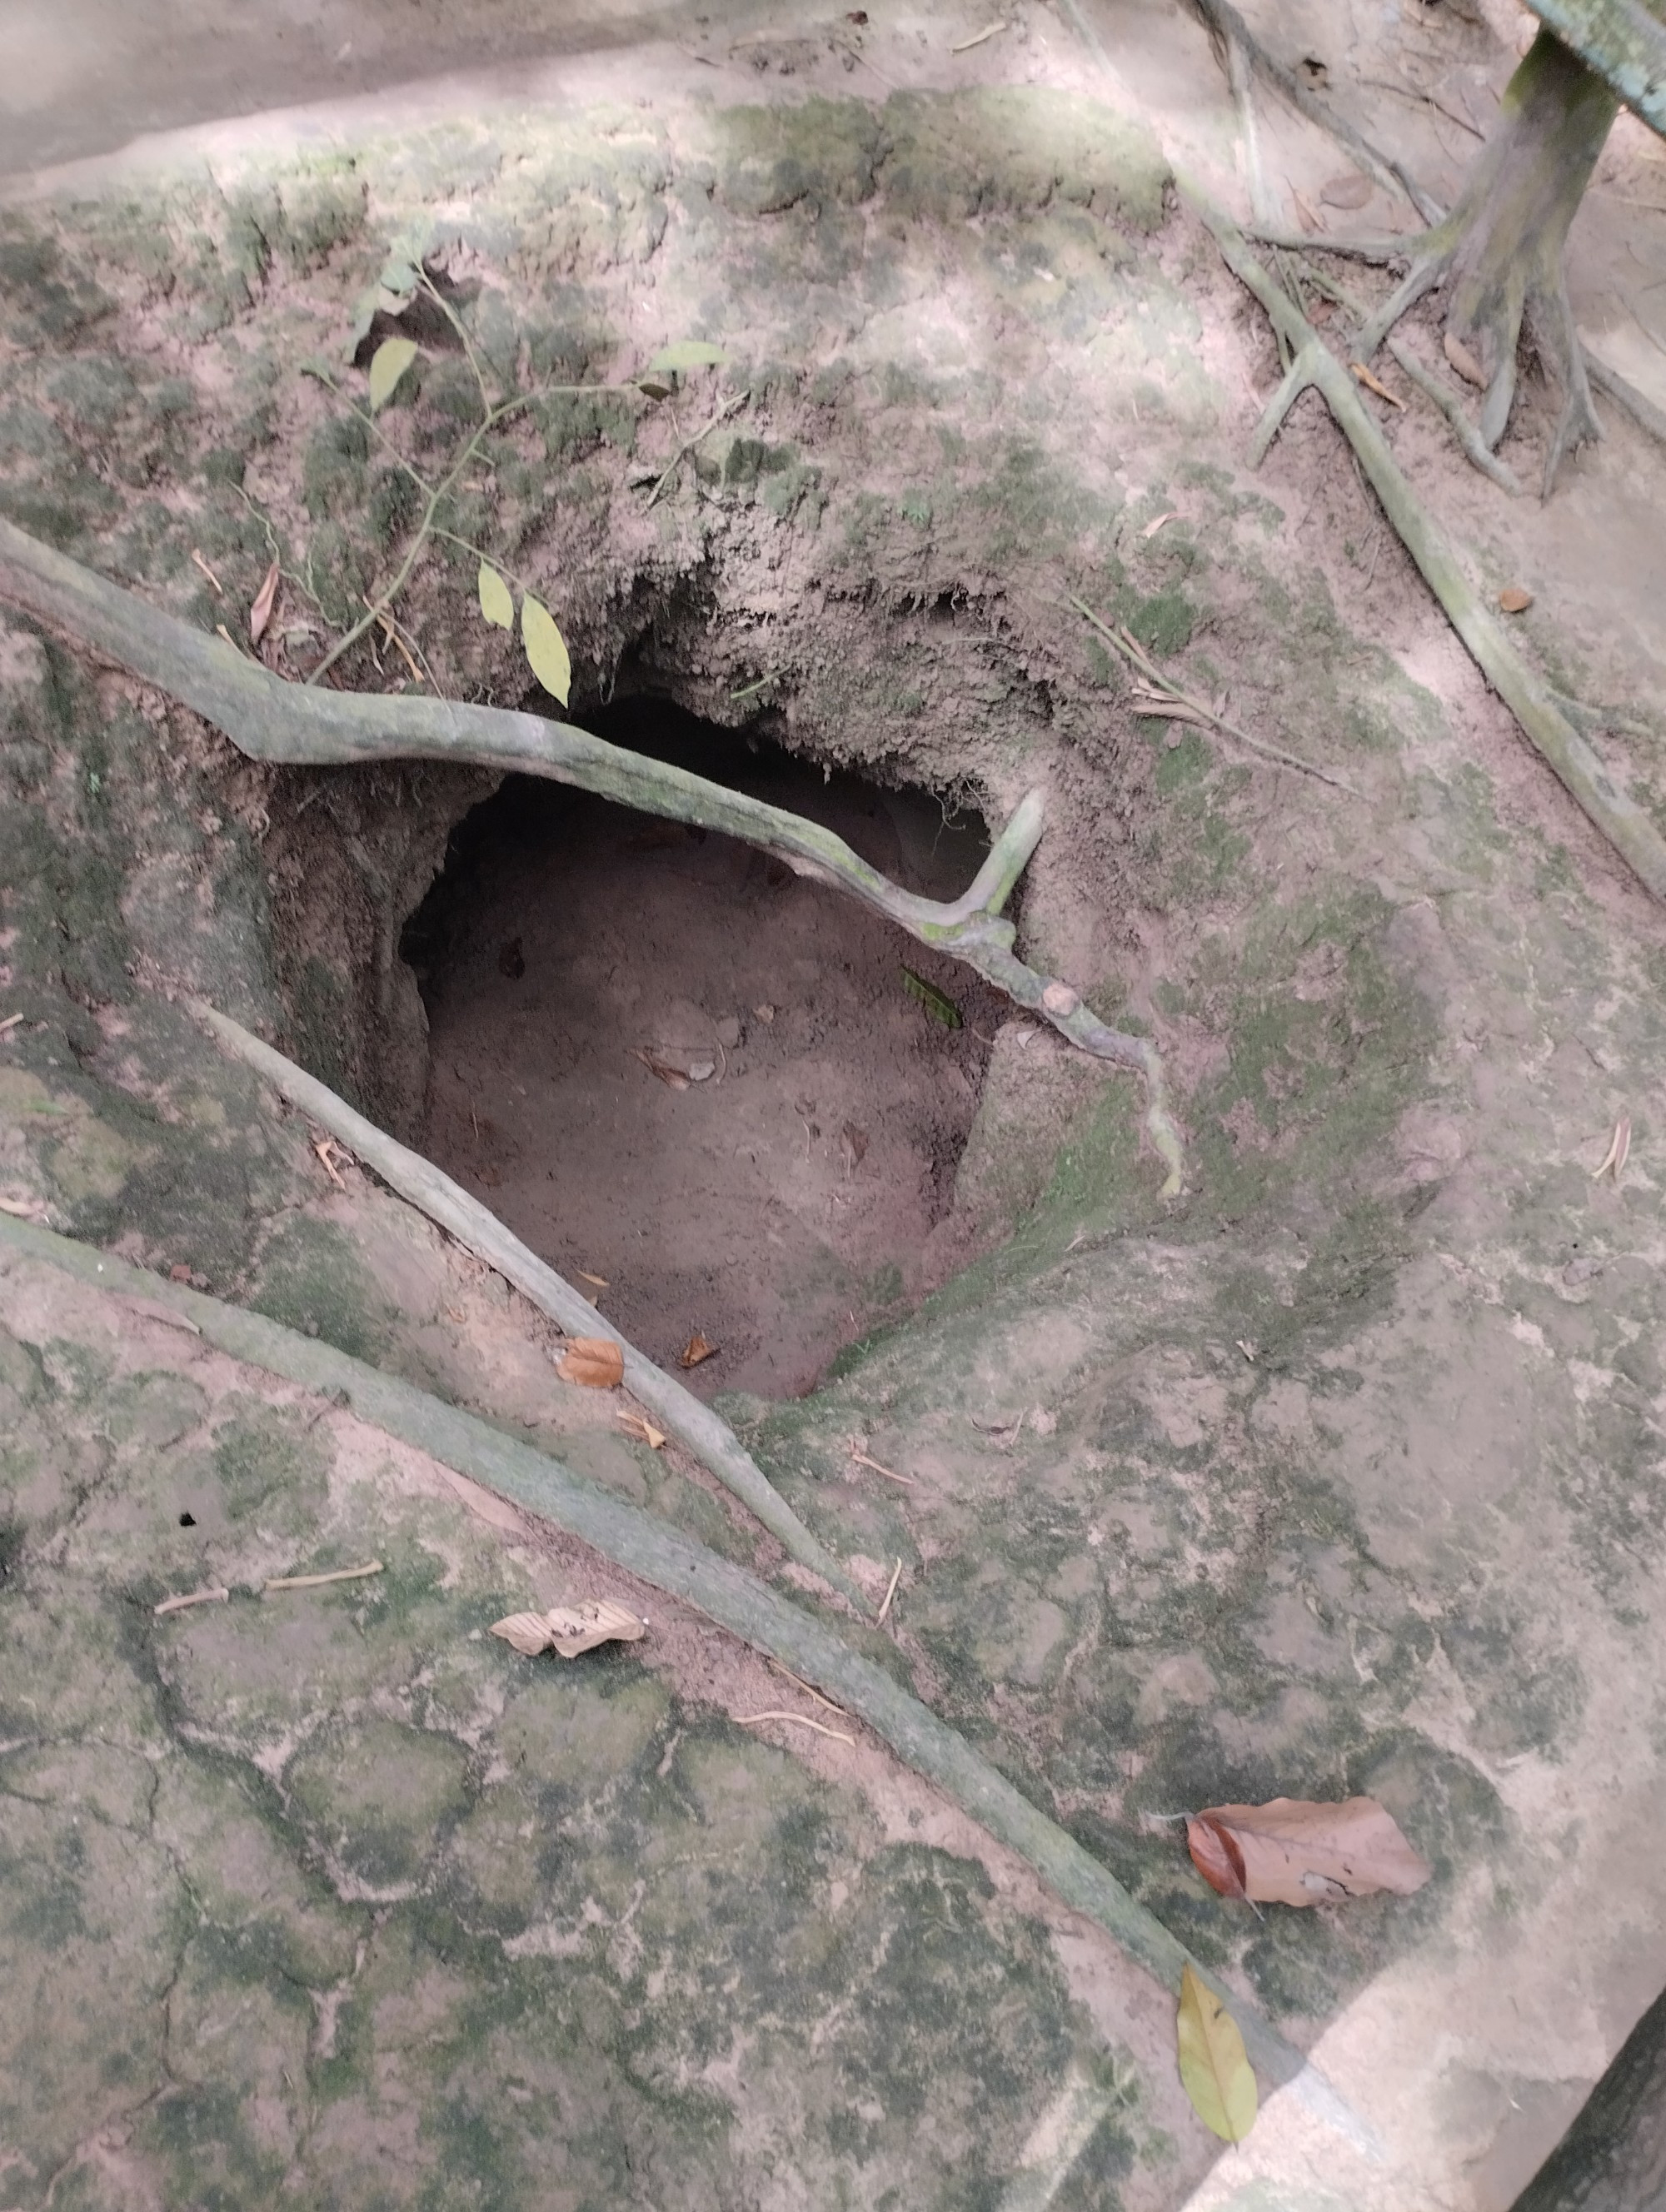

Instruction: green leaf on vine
[647,340,727,374]
[368,336,419,411]
[521,595,571,708]
[478,561,515,630]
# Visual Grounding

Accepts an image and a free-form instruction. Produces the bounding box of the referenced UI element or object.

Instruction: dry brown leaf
[1349,361,1405,409]
[490,1599,646,1659]
[679,1332,718,1368]
[1593,1114,1632,1183]
[1188,1796,1430,1906]
[1498,585,1534,614]
[618,1410,668,1449]
[249,559,281,644]
[634,1047,689,1090]
[1142,510,1180,539]
[1443,328,1487,386]
[487,1611,556,1657]
[558,1337,626,1388]
[1319,172,1373,210]
[576,1268,611,1288]
[190,547,225,596]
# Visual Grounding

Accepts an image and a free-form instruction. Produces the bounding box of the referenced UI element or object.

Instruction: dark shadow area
[400,698,1005,1397]
[1513,1986,1666,2211]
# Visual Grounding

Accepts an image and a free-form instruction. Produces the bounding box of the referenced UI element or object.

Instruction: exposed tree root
[190,998,870,1609]
[1187,0,1443,223]
[1278,32,1619,497]
[1293,255,1525,495]
[1585,348,1666,448]
[1383,336,1524,496]
[0,516,1185,1193]
[3,1203,1366,2135]
[1180,179,1666,902]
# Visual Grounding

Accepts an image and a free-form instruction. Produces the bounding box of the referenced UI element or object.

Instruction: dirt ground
[2,2,1666,2208]
[406,722,1005,1397]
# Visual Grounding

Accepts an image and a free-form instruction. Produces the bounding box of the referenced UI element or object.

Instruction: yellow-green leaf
[1177,1965,1257,2142]
[648,340,727,374]
[367,336,419,411]
[900,966,961,1029]
[521,595,571,708]
[477,561,514,630]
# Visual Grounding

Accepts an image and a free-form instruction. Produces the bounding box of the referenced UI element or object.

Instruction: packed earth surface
[2,2,1666,2207]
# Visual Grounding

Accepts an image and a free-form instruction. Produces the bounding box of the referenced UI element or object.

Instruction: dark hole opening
[177,1512,196,1527]
[400,698,1005,1398]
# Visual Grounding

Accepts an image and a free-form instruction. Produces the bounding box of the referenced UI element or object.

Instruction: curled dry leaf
[1349,361,1405,409]
[1498,585,1534,614]
[1187,1796,1431,1907]
[249,560,281,644]
[1443,328,1487,387]
[679,1332,717,1369]
[1177,1964,1257,2142]
[490,1598,646,1659]
[1141,510,1180,539]
[1593,1114,1631,1183]
[643,1044,717,1084]
[557,1337,626,1389]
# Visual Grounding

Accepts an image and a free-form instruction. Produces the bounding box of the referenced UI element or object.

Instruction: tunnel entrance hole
[399,699,1007,1398]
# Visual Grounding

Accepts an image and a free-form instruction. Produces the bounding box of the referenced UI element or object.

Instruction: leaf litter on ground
[491,1599,646,1658]
[556,1338,626,1388]
[1186,1795,1431,1906]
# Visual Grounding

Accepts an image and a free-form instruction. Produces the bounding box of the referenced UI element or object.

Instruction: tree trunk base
[1344,30,1617,496]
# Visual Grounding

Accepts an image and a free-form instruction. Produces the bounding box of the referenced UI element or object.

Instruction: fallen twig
[153,1585,231,1617]
[265,1560,383,1592]
[1180,180,1666,903]
[1072,598,1360,795]
[850,1446,917,1487]
[645,389,749,507]
[0,517,1184,1189]
[876,1557,904,1626]
[736,1709,856,1744]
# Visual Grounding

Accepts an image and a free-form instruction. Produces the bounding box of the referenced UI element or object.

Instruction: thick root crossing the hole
[0,516,1185,1191]
[1299,31,1619,496]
